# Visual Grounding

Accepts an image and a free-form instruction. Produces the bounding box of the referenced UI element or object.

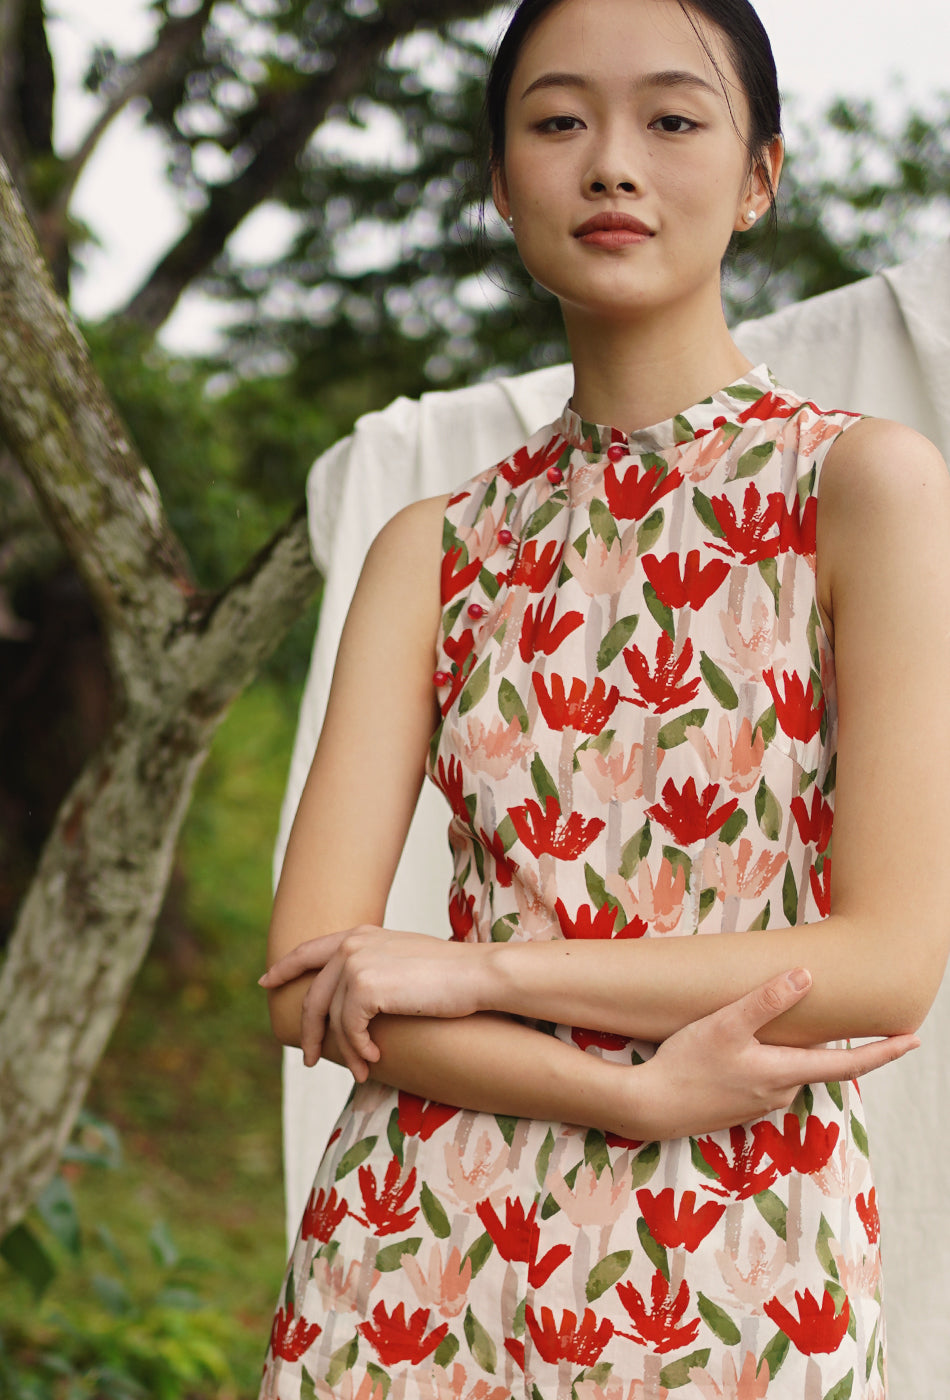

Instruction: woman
[258,1,950,1395]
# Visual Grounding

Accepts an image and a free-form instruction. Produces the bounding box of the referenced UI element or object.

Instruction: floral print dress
[261,366,885,1400]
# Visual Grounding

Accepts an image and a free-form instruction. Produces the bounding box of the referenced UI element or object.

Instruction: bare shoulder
[821,417,950,521]
[342,493,451,658]
[364,493,452,577]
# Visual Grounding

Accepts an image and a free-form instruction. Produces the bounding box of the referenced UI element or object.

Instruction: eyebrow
[520,69,722,102]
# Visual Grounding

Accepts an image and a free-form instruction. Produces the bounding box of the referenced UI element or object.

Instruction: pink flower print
[450,717,536,781]
[711,839,787,902]
[575,1382,670,1400]
[687,716,765,794]
[719,599,778,679]
[563,534,641,596]
[830,1240,882,1300]
[419,1364,509,1400]
[512,874,561,939]
[715,1231,788,1306]
[606,858,687,936]
[315,1372,387,1400]
[688,1350,771,1400]
[679,425,735,483]
[456,508,501,562]
[548,1161,632,1228]
[576,740,661,804]
[814,1137,866,1200]
[401,1245,473,1319]
[795,414,848,462]
[307,1256,378,1315]
[443,1131,508,1208]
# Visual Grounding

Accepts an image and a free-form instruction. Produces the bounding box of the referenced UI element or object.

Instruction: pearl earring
[745,209,758,224]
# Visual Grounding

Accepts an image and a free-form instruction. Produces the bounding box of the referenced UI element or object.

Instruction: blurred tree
[0,0,947,1239]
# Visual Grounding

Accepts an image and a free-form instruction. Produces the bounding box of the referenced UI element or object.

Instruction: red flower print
[605,1130,646,1151]
[525,1305,614,1366]
[636,1188,726,1252]
[501,437,567,488]
[356,1157,419,1236]
[810,859,832,917]
[737,391,800,424]
[508,795,605,860]
[605,458,683,522]
[647,778,738,846]
[791,788,834,853]
[622,634,701,715]
[397,1091,460,1142]
[857,1189,881,1244]
[763,668,825,743]
[505,1339,527,1372]
[300,1186,347,1244]
[440,628,475,713]
[480,826,519,888]
[697,1125,778,1199]
[448,887,475,940]
[509,540,565,591]
[774,492,818,556]
[616,1270,701,1354]
[555,898,619,940]
[436,755,472,827]
[533,674,621,733]
[752,1113,840,1176]
[358,1301,449,1366]
[519,597,584,661]
[572,1025,633,1052]
[269,1301,321,1361]
[441,544,482,603]
[763,1288,850,1356]
[710,482,782,564]
[476,1197,570,1287]
[642,550,730,610]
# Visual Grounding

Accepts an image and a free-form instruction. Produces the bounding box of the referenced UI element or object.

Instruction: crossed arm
[264,419,950,1140]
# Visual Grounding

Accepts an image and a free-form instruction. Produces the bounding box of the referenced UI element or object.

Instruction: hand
[260,927,490,1078]
[634,968,920,1140]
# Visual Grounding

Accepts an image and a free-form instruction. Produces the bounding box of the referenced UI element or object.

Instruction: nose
[585,131,641,197]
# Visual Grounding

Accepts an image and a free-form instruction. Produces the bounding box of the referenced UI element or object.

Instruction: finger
[786,1033,920,1086]
[730,968,813,1037]
[259,932,349,988]
[300,961,343,1066]
[328,981,371,1083]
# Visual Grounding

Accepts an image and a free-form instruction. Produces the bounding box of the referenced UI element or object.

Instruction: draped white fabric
[272,238,950,1395]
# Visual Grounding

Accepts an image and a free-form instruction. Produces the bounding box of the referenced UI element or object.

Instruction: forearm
[482,914,939,1046]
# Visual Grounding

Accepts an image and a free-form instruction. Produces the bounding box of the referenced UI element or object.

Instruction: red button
[467,603,486,620]
[498,528,514,546]
[607,444,626,462]
[547,466,564,485]
[433,671,451,686]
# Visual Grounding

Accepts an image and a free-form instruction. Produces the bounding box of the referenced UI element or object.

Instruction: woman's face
[493,0,780,328]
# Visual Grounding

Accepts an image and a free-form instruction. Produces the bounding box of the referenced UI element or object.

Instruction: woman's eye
[652,115,697,134]
[538,115,583,134]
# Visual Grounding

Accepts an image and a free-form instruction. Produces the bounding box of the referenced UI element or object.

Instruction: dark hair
[485,0,782,200]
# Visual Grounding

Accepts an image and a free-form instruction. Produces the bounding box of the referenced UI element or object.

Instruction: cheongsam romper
[260,366,885,1400]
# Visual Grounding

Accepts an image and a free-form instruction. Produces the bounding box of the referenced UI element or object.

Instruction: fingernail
[787,968,811,991]
[257,975,269,986]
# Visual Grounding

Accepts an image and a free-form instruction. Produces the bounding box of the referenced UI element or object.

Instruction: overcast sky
[48,0,949,349]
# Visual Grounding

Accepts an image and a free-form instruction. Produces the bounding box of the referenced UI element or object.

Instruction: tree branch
[119,0,495,334]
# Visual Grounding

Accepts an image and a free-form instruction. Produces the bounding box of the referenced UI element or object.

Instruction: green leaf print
[366,1364,391,1399]
[674,413,695,443]
[725,382,767,401]
[500,677,531,733]
[586,1250,632,1302]
[798,464,817,507]
[540,1192,560,1220]
[531,753,560,804]
[535,1128,555,1188]
[636,508,665,557]
[583,864,627,928]
[747,901,771,930]
[826,1080,844,1111]
[495,1115,518,1146]
[822,754,837,797]
[782,863,799,926]
[584,1130,611,1177]
[334,1136,377,1181]
[690,1138,720,1179]
[522,499,564,541]
[866,1321,880,1382]
[482,477,499,512]
[630,1140,661,1187]
[816,1215,840,1281]
[513,1298,527,1338]
[660,1350,711,1389]
[590,497,620,546]
[754,1189,788,1241]
[758,1332,790,1383]
[459,656,491,716]
[434,1335,460,1369]
[807,600,823,672]
[386,1108,404,1165]
[700,652,739,710]
[692,488,725,538]
[697,1293,741,1346]
[698,888,717,922]
[800,767,819,795]
[464,1232,494,1279]
[736,441,776,478]
[755,778,782,842]
[754,704,778,746]
[757,557,782,611]
[490,915,517,943]
[619,821,652,880]
[325,1335,359,1387]
[718,808,748,846]
[850,1113,870,1158]
[636,1216,669,1281]
[822,1369,855,1400]
[644,582,675,641]
[479,567,500,601]
[464,1305,498,1374]
[657,708,709,751]
[663,846,692,888]
[442,597,465,638]
[572,527,590,559]
[597,614,640,671]
[420,1183,452,1239]
[495,814,518,851]
[375,1237,422,1272]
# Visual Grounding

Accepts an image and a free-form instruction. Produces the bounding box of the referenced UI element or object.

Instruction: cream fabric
[273,238,950,1395]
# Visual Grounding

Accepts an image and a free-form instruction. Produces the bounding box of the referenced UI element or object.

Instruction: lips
[574,211,654,239]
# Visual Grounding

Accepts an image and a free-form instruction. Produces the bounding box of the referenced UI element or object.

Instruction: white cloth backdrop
[272,239,950,1396]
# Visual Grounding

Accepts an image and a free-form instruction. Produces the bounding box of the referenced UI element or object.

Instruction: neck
[562,293,752,433]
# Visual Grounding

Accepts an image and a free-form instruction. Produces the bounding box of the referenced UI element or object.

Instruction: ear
[736,135,785,230]
[491,161,511,225]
